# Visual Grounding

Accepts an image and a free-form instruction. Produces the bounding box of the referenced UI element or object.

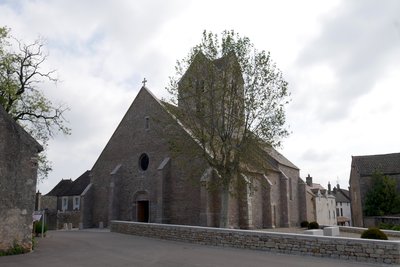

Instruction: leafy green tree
[364,171,400,216]
[166,30,290,227]
[0,26,70,180]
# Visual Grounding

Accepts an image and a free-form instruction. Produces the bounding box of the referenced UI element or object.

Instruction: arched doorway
[133,191,149,222]
[137,200,149,222]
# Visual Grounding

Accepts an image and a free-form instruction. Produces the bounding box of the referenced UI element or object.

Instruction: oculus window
[139,153,149,171]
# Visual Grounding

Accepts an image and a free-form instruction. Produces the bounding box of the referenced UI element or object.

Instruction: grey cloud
[301,148,332,162]
[295,0,400,121]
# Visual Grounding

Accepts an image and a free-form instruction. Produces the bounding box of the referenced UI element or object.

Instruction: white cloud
[1,0,399,194]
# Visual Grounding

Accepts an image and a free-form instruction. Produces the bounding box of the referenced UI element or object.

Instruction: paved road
[0,230,385,267]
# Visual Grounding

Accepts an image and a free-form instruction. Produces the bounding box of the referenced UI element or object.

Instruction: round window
[139,153,149,171]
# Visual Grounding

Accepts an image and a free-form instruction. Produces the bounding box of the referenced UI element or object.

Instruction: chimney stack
[35,191,42,211]
[306,174,313,186]
[328,182,331,194]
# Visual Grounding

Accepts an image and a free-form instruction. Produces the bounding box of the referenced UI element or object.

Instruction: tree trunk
[219,186,230,228]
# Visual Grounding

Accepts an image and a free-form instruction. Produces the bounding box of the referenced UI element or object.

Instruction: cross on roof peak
[142,78,147,87]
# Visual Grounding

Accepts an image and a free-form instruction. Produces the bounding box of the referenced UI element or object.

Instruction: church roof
[352,152,400,176]
[261,145,299,170]
[46,170,91,196]
[161,100,298,173]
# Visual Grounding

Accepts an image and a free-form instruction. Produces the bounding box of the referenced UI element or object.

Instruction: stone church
[87,52,307,229]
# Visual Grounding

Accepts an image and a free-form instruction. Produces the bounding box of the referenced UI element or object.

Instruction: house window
[62,197,68,211]
[145,116,149,130]
[73,196,80,210]
[139,153,149,171]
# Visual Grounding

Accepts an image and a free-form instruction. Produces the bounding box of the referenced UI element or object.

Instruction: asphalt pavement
[0,229,387,267]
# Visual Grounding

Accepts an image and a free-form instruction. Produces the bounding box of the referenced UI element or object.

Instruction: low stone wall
[111,221,400,265]
[56,211,81,229]
[340,226,400,238]
[364,216,400,228]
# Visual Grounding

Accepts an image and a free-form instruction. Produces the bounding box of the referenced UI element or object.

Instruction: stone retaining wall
[111,221,400,265]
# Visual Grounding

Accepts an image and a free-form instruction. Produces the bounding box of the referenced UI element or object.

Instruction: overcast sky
[1,0,400,194]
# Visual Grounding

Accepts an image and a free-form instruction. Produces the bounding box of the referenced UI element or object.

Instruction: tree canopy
[364,171,400,216]
[166,30,290,227]
[0,26,70,180]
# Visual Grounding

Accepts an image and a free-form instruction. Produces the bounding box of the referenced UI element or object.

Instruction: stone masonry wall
[0,106,41,253]
[111,221,400,265]
[90,88,207,227]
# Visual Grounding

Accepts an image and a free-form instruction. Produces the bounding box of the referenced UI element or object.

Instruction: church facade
[87,53,307,229]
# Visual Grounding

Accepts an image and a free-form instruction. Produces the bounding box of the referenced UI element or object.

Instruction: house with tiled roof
[304,175,336,226]
[349,153,400,227]
[331,183,351,226]
[40,170,91,229]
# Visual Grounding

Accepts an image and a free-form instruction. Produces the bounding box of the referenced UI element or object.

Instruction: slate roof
[46,179,73,196]
[352,153,400,176]
[332,187,350,203]
[261,145,299,170]
[161,100,298,173]
[46,170,90,196]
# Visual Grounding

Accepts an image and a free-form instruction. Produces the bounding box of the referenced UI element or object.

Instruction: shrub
[0,242,28,256]
[34,222,48,236]
[378,222,393,230]
[391,225,400,231]
[361,228,388,240]
[300,221,309,228]
[308,221,319,229]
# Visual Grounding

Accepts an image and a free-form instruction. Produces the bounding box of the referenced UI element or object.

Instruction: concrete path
[0,229,385,267]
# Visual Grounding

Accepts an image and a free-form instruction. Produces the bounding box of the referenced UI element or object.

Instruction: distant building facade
[40,171,91,229]
[331,183,351,226]
[0,104,42,253]
[304,175,337,226]
[350,153,400,227]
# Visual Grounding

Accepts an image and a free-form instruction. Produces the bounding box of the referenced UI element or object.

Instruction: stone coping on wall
[111,221,400,265]
[339,226,400,238]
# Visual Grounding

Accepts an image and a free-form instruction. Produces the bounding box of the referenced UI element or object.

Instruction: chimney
[337,183,340,190]
[306,174,312,186]
[328,182,331,194]
[35,191,42,211]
